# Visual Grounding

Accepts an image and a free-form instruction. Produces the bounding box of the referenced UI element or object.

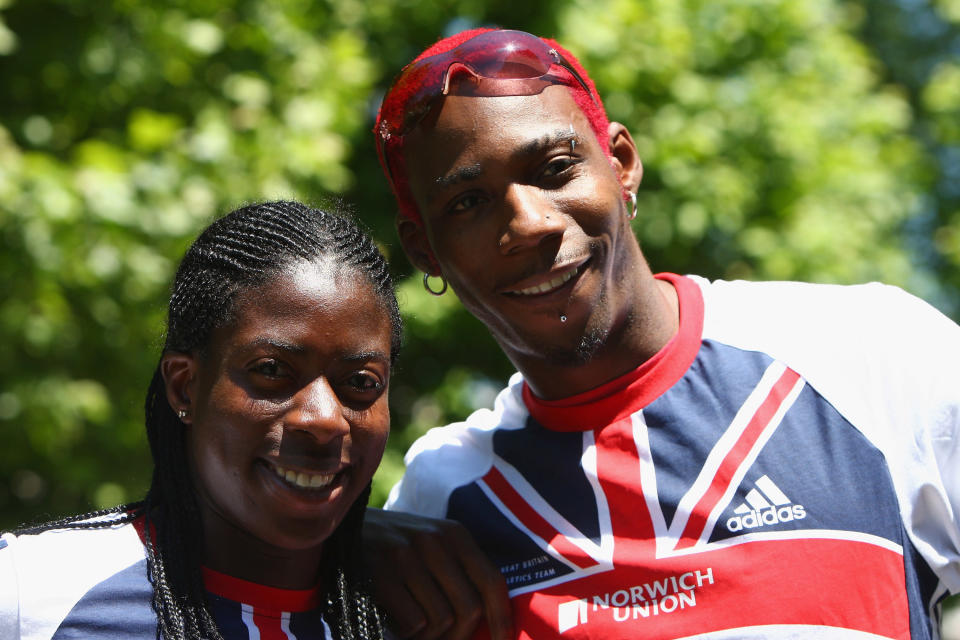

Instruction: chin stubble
[540,257,638,368]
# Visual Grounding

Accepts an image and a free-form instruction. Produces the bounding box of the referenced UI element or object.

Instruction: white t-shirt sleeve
[386,374,527,518]
[0,534,21,640]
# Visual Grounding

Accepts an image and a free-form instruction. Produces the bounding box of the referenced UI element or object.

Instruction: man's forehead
[403,88,591,167]
[432,86,584,132]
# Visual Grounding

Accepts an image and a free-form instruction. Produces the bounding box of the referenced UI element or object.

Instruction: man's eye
[542,157,576,178]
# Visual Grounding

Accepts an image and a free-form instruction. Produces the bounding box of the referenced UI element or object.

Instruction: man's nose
[498,185,566,255]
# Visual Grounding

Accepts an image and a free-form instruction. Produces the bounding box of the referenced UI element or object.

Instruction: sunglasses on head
[377,29,597,145]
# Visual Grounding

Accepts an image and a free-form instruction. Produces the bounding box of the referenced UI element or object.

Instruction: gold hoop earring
[627,192,638,221]
[423,273,448,296]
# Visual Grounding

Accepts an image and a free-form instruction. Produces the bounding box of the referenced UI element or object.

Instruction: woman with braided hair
[1,200,400,640]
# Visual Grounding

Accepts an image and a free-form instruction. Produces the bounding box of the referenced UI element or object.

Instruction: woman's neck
[200,506,326,590]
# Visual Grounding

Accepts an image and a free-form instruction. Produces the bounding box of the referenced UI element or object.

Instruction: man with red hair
[367,28,960,639]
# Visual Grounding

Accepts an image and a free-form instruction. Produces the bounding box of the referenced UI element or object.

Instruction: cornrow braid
[19,201,398,640]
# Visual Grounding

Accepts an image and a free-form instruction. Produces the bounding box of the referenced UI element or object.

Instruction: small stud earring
[177,409,187,419]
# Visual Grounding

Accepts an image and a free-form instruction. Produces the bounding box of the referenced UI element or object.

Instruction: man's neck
[514,276,680,401]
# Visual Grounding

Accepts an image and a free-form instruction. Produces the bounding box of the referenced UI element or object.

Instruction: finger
[399,558,456,640]
[374,581,428,639]
[362,514,449,639]
[413,536,484,640]
[449,529,513,640]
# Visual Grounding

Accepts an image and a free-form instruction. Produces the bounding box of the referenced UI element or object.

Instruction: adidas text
[726,504,806,532]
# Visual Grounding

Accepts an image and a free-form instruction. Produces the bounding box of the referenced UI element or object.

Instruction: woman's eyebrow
[435,163,482,188]
[342,350,391,365]
[247,337,306,353]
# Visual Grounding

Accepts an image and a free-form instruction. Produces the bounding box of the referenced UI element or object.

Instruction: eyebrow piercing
[569,124,576,152]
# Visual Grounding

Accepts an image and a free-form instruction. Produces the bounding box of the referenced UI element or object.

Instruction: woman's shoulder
[2,512,155,640]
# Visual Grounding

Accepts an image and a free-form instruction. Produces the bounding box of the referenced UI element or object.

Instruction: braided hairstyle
[19,201,399,640]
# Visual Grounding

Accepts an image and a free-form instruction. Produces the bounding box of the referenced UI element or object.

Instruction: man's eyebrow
[518,128,579,157]
[435,163,482,188]
[431,128,579,194]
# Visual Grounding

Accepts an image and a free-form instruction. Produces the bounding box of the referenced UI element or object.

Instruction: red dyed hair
[374,28,611,224]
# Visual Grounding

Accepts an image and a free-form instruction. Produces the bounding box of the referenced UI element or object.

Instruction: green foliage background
[1,0,959,553]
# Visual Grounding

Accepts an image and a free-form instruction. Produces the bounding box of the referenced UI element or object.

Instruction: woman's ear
[161,352,197,424]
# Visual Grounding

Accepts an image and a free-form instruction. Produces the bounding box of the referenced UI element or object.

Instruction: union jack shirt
[0,518,333,639]
[386,274,960,639]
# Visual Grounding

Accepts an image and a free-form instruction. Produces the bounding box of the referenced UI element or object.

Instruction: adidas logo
[725,475,806,533]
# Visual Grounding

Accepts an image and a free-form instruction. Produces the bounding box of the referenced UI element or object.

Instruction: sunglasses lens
[383,31,568,138]
[459,32,551,79]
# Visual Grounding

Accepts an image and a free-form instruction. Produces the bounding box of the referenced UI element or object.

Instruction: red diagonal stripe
[482,466,598,570]
[675,367,802,549]
[252,609,289,640]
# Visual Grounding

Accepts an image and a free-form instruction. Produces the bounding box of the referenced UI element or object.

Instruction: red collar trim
[522,273,703,431]
[202,567,322,612]
[133,513,321,612]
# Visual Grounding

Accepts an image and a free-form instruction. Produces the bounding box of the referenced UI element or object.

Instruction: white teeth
[514,268,577,296]
[271,463,335,489]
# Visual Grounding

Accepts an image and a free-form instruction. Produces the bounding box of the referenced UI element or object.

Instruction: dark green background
[2,5,959,618]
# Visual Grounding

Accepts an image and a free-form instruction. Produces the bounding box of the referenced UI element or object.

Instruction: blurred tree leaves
[0,0,957,531]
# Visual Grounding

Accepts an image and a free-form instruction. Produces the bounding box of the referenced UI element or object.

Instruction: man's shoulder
[691,275,960,440]
[693,275,917,308]
[692,276,952,345]
[385,373,530,517]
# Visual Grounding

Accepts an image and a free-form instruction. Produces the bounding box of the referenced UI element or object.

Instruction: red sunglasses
[377,29,597,145]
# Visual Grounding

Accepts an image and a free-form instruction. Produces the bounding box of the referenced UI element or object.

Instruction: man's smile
[503,257,591,298]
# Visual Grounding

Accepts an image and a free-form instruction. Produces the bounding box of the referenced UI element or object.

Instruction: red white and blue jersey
[386,274,960,639]
[0,517,333,640]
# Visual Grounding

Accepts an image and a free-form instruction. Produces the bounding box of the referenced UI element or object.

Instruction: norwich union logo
[558,598,589,633]
[556,569,716,632]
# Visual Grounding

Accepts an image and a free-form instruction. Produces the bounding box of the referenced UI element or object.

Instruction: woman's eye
[252,360,284,378]
[346,372,383,393]
[449,193,484,213]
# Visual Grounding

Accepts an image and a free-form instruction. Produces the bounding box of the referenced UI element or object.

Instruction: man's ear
[397,216,439,276]
[161,352,197,424]
[607,122,643,195]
